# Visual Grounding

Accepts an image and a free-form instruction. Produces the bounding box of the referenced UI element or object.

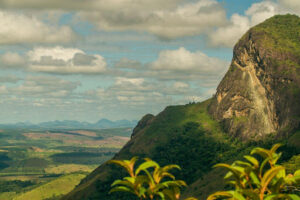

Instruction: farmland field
[0,127,132,199]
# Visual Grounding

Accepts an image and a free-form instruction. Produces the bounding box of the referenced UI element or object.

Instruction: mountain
[0,119,137,129]
[209,14,300,140]
[63,15,300,200]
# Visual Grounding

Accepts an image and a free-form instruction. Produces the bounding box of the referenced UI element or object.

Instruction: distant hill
[63,14,300,200]
[0,119,137,129]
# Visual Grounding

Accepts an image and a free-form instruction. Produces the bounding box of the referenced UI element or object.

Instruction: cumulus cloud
[139,47,229,84]
[12,76,80,97]
[79,0,226,40]
[107,47,229,86]
[209,0,300,47]
[246,1,279,25]
[0,0,180,10]
[0,52,27,68]
[88,77,195,108]
[0,0,227,40]
[209,14,250,47]
[0,10,76,44]
[279,0,300,14]
[0,46,107,74]
[151,47,227,73]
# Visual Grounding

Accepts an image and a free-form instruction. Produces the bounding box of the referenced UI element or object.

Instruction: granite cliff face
[209,14,300,140]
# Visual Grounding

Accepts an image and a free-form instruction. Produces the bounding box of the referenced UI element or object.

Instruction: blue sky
[0,0,299,123]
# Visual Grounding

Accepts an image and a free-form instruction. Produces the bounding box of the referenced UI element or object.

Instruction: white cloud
[12,76,80,97]
[28,46,83,62]
[209,0,300,47]
[115,77,144,86]
[0,46,107,74]
[79,0,226,40]
[151,47,228,74]
[109,48,229,85]
[89,77,194,107]
[173,82,189,90]
[209,14,250,47]
[0,0,228,40]
[246,1,279,26]
[0,10,76,44]
[279,0,300,14]
[0,52,27,68]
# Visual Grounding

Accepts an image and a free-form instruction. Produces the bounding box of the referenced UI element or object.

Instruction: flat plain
[0,127,132,200]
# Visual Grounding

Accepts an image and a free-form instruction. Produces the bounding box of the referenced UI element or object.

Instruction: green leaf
[109,186,135,195]
[249,171,260,187]
[244,155,259,168]
[260,166,285,198]
[207,191,234,200]
[251,147,271,159]
[156,191,166,200]
[135,159,159,175]
[260,157,271,176]
[111,179,134,188]
[270,144,282,154]
[235,160,253,168]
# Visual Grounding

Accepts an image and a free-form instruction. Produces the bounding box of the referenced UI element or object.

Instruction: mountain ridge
[63,14,300,200]
[0,119,138,129]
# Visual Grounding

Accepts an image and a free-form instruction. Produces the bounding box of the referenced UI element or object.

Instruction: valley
[0,127,132,199]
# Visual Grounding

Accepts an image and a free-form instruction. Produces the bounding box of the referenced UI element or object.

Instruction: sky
[0,0,299,123]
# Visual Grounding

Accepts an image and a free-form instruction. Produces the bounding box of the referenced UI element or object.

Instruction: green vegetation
[208,144,300,200]
[152,122,231,184]
[252,14,300,55]
[14,173,86,200]
[66,100,299,200]
[110,145,299,200]
[50,152,115,165]
[0,127,131,198]
[0,180,34,193]
[109,157,197,200]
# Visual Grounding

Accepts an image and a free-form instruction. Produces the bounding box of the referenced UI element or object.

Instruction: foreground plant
[108,157,197,200]
[208,144,300,200]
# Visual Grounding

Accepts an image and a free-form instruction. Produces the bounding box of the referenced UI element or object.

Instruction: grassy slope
[13,173,86,200]
[63,99,229,199]
[64,99,299,200]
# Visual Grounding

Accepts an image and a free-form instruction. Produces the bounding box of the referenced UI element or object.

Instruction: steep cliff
[209,14,300,140]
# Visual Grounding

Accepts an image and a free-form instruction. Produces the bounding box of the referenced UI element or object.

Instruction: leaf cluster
[208,144,300,200]
[108,157,197,200]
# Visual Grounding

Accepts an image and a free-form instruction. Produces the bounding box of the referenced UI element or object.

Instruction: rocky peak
[209,14,300,140]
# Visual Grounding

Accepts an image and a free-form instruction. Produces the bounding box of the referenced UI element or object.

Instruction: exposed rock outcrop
[209,14,300,140]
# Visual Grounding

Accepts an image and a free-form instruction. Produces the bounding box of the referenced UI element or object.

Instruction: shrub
[108,157,197,200]
[208,144,300,200]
